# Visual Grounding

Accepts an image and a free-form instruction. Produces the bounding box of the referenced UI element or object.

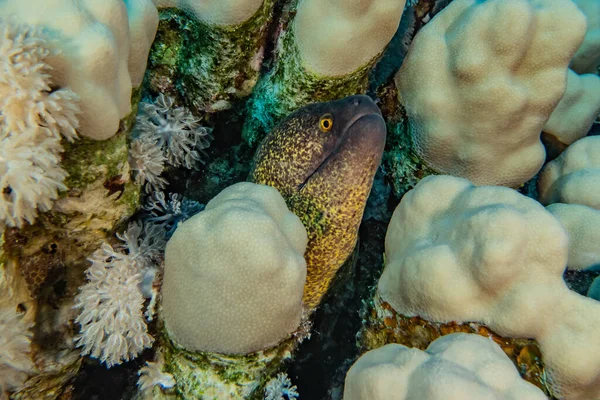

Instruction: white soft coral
[74,222,164,367]
[0,308,35,398]
[0,20,80,228]
[74,241,153,367]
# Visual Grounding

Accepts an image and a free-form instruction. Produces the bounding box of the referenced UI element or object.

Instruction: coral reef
[539,136,600,270]
[146,1,276,117]
[393,0,586,188]
[377,175,600,399]
[0,0,158,140]
[543,70,600,146]
[570,0,600,74]
[0,308,34,399]
[162,182,307,355]
[345,333,546,399]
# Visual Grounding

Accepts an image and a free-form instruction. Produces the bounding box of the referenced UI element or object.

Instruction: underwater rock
[249,95,386,310]
[145,1,276,119]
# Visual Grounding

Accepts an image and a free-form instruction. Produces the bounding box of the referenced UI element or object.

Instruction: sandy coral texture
[378,175,600,400]
[394,0,586,187]
[162,182,308,355]
[571,0,600,74]
[294,0,407,76]
[538,136,600,270]
[0,0,158,140]
[343,333,546,400]
[543,70,600,146]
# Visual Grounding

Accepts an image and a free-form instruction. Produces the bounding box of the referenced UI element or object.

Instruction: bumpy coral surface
[74,222,164,367]
[378,175,600,400]
[394,0,586,187]
[543,70,600,146]
[294,0,406,76]
[0,0,158,140]
[538,136,600,208]
[539,136,600,270]
[571,0,600,74]
[0,20,80,228]
[162,182,307,354]
[125,0,159,86]
[250,95,386,309]
[344,333,547,400]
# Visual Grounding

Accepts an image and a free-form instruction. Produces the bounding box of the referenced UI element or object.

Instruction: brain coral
[378,175,600,400]
[162,182,308,355]
[0,0,158,140]
[343,333,546,400]
[394,0,586,187]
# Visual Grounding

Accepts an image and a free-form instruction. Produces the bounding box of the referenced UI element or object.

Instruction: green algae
[242,19,383,148]
[158,319,303,400]
[377,82,437,198]
[146,2,276,117]
[61,86,141,191]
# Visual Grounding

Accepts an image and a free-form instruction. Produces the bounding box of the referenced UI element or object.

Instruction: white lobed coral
[0,20,80,228]
[394,0,586,187]
[538,136,600,208]
[543,70,600,146]
[343,333,547,400]
[73,222,164,367]
[294,0,407,76]
[538,136,600,270]
[162,182,308,355]
[378,175,600,400]
[0,308,35,398]
[0,0,158,140]
[571,0,600,74]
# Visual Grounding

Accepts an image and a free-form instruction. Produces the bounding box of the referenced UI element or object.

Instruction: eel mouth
[298,111,386,191]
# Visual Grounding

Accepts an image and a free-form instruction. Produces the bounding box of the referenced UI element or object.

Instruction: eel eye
[319,114,333,132]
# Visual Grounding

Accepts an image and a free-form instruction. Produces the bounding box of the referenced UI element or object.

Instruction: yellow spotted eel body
[249,95,386,309]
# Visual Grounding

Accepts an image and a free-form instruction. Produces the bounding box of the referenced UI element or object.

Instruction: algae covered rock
[146,1,276,118]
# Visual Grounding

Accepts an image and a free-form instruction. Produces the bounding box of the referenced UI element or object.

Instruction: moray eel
[249,95,386,309]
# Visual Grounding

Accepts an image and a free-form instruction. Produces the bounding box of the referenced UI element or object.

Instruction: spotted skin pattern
[249,95,386,309]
